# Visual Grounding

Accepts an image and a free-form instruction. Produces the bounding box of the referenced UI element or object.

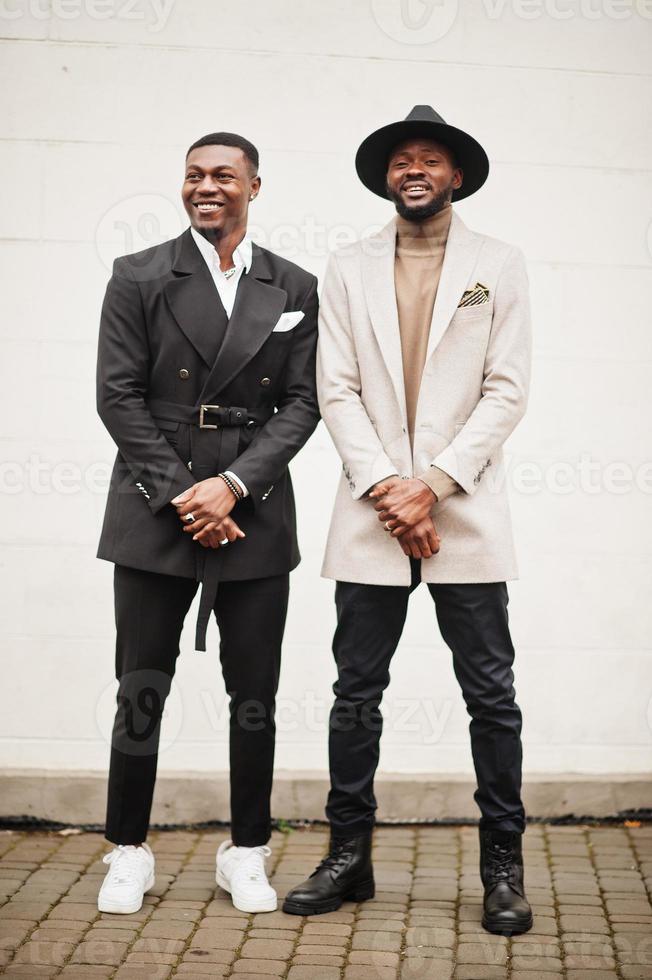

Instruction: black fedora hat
[355,104,489,202]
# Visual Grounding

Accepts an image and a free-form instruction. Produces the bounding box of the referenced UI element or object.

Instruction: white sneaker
[97,843,155,914]
[216,840,277,913]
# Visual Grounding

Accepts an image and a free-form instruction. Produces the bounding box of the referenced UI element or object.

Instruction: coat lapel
[163,229,228,369]
[360,219,407,427]
[424,210,483,364]
[198,245,288,401]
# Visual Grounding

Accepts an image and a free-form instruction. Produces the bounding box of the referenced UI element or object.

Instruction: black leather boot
[282,831,375,915]
[480,829,533,935]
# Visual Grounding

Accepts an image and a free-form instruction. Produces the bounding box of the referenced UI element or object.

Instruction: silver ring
[384,521,392,532]
[184,512,196,524]
[219,538,229,546]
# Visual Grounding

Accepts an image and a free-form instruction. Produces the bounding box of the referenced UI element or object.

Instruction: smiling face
[386,137,462,222]
[182,144,261,239]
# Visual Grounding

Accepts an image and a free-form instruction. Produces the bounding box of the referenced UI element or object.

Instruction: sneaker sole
[282,878,375,916]
[216,869,277,913]
[97,873,155,915]
[481,911,533,936]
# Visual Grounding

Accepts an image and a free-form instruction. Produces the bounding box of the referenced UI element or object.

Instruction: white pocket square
[272,311,304,333]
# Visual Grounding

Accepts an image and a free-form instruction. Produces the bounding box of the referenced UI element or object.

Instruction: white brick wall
[1,0,651,785]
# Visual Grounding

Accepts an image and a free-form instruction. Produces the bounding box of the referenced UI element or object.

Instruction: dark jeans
[105,564,289,847]
[326,557,525,836]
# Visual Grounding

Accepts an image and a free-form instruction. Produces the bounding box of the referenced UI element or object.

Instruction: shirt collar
[190,227,253,275]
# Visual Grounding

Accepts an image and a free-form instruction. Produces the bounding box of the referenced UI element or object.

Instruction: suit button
[260,377,271,387]
[179,368,190,380]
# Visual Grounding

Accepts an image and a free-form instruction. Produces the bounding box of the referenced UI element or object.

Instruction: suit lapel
[198,245,288,402]
[164,229,228,369]
[424,210,483,364]
[360,219,407,427]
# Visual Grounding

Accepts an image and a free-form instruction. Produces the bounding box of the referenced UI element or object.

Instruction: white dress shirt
[177,228,253,498]
[190,226,252,318]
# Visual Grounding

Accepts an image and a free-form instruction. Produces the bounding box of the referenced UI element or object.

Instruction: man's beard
[387,183,453,222]
[195,223,223,243]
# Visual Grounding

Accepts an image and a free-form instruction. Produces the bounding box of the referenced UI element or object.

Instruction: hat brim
[355,119,489,202]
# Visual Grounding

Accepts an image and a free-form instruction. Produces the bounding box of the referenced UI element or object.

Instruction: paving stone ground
[0,823,651,979]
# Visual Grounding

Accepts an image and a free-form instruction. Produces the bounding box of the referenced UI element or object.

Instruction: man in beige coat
[284,106,533,935]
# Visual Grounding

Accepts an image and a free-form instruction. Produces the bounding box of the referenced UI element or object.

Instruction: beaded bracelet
[218,472,244,501]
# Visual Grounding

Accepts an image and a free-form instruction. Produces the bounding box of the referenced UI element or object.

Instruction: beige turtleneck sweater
[394,204,460,503]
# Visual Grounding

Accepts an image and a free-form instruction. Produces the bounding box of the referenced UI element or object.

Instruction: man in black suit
[95,132,319,916]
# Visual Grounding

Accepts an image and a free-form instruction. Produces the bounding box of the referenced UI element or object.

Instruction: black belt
[147,398,258,429]
[147,398,258,653]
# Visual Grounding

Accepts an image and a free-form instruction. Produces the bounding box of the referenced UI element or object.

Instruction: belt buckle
[199,404,221,430]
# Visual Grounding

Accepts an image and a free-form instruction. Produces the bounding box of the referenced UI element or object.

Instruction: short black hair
[186,132,259,175]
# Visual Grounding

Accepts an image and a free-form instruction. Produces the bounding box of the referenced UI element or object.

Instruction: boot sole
[282,879,375,916]
[97,873,155,915]
[481,911,533,936]
[216,869,278,913]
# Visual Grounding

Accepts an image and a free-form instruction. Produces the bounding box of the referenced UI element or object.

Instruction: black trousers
[105,564,289,848]
[326,558,526,836]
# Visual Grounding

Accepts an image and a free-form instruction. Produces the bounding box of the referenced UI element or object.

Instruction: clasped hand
[171,477,245,550]
[370,476,440,559]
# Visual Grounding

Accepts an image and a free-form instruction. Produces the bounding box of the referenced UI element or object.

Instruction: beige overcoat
[316,209,532,585]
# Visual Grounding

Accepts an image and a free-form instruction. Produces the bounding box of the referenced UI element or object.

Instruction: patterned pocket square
[458,282,490,307]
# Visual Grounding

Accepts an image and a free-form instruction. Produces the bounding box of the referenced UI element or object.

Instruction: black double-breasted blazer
[96,228,320,603]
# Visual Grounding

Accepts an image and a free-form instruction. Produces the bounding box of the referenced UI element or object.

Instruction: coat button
[179,368,190,380]
[260,377,271,386]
